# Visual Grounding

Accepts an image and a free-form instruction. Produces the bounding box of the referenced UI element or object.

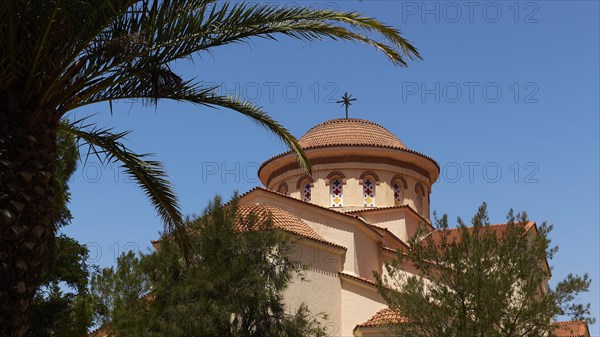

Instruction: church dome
[298,118,406,150]
[257,117,440,217]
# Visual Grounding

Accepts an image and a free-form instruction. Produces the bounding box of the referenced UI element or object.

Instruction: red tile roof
[355,308,408,328]
[298,118,407,150]
[552,320,590,337]
[423,222,536,247]
[236,203,346,250]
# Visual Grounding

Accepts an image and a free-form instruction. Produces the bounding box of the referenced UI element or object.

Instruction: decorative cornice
[263,152,436,187]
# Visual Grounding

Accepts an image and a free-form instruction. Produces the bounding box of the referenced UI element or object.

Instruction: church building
[234,118,590,337]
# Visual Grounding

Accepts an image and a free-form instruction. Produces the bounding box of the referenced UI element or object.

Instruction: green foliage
[52,128,78,229]
[91,195,327,337]
[28,286,93,337]
[60,119,190,255]
[91,251,151,336]
[375,203,594,337]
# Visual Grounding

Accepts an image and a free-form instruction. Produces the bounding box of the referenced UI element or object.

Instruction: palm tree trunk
[0,91,58,337]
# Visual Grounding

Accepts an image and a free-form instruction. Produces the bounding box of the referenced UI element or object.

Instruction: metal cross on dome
[336,92,357,119]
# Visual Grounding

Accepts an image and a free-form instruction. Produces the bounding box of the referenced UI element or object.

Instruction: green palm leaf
[60,120,190,252]
[64,76,311,173]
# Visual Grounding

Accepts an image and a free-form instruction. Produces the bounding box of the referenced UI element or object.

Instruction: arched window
[330,178,343,207]
[415,183,426,215]
[363,178,375,207]
[359,171,379,207]
[326,171,346,207]
[302,181,312,202]
[296,176,313,202]
[277,182,288,195]
[391,175,407,207]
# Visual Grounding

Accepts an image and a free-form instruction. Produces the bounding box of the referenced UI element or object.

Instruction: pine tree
[91,195,327,337]
[375,203,594,337]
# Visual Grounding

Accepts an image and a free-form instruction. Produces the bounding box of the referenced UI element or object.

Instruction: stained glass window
[393,182,403,206]
[330,178,343,207]
[303,182,311,202]
[363,179,375,207]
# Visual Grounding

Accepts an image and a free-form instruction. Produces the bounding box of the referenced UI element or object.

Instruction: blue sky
[63,1,599,332]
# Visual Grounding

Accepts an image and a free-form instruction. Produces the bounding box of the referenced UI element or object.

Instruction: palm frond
[59,119,190,252]
[50,1,420,110]
[4,0,419,175]
[139,2,421,65]
[65,79,311,174]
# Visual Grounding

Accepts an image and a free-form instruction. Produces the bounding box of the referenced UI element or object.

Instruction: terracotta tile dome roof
[298,118,406,150]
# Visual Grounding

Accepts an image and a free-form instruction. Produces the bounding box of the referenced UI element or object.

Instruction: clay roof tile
[236,203,346,250]
[298,118,406,149]
[355,308,408,328]
[552,320,589,337]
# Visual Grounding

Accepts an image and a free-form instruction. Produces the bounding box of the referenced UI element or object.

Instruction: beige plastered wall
[268,162,432,220]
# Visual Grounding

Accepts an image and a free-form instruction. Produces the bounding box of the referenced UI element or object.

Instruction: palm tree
[0,1,421,335]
